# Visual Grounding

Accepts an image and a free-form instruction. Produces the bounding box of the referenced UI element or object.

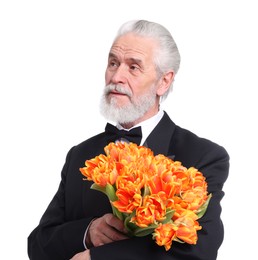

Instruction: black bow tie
[105,123,142,145]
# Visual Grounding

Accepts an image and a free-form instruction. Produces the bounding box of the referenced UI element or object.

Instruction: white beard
[100,83,157,124]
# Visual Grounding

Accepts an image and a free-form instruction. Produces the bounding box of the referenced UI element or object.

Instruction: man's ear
[156,71,175,96]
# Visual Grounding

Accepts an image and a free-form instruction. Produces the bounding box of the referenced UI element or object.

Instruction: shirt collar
[116,110,164,145]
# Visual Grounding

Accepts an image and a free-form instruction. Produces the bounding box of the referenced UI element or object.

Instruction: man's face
[102,33,160,125]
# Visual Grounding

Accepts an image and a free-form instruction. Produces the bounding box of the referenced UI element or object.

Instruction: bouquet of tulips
[80,142,211,250]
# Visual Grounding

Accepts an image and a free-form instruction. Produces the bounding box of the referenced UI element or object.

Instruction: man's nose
[111,65,127,84]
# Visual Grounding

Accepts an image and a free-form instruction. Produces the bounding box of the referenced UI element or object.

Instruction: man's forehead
[109,34,157,61]
[108,52,144,65]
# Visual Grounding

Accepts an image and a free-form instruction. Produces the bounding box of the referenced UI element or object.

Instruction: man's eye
[130,65,139,71]
[109,61,118,67]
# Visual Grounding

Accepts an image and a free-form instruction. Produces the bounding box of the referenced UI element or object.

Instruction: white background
[0,0,257,259]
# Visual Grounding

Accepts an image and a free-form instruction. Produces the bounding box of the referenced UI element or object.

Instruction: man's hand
[86,213,129,247]
[70,249,90,260]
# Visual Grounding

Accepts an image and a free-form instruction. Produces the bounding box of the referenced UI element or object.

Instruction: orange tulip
[153,223,177,251]
[80,155,120,186]
[174,209,201,244]
[112,188,142,213]
[133,192,167,227]
[148,174,180,199]
[182,187,208,211]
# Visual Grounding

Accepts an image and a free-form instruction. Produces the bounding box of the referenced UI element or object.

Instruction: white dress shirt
[116,110,164,145]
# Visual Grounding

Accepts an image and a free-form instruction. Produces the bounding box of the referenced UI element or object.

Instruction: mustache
[105,84,132,97]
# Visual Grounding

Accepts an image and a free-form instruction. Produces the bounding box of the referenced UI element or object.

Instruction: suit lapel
[143,111,176,157]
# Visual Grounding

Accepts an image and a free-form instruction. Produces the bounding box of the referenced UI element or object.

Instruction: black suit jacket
[28,112,229,260]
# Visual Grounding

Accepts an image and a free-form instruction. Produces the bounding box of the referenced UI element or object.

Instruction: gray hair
[114,20,181,99]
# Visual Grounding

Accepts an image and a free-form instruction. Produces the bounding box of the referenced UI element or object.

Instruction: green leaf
[197,193,212,219]
[90,183,107,194]
[124,212,138,235]
[161,209,175,224]
[134,223,159,237]
[91,183,123,220]
[111,205,123,221]
[105,183,117,202]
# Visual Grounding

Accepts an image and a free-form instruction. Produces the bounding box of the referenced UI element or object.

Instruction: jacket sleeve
[88,144,230,260]
[27,148,94,260]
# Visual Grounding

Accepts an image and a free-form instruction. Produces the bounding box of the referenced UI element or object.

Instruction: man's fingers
[104,213,128,234]
[88,214,129,247]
